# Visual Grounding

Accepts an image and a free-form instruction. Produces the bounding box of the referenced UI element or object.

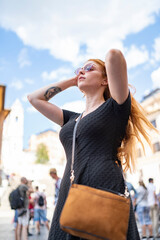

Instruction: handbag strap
[70,113,83,184]
[70,113,129,198]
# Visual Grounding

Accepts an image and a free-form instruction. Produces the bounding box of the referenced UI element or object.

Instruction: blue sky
[0,0,160,149]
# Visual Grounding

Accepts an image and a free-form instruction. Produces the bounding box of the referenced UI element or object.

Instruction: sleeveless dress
[48,92,140,240]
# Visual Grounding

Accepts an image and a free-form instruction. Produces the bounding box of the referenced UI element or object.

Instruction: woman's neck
[84,95,105,114]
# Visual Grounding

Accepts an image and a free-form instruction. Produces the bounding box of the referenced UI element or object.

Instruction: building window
[153,142,160,153]
[151,119,156,128]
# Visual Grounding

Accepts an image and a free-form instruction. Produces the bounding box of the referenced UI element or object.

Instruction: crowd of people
[128,178,160,239]
[9,168,61,240]
[10,169,160,240]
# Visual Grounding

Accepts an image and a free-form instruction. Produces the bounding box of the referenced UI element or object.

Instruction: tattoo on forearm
[44,86,62,100]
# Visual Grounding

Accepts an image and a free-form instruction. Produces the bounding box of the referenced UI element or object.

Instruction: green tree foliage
[35,143,49,164]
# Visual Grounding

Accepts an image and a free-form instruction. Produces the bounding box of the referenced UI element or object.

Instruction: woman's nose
[79,68,85,74]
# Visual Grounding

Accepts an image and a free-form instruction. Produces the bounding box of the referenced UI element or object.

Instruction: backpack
[38,195,44,207]
[9,187,24,210]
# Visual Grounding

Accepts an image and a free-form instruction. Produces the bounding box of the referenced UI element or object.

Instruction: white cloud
[0,0,159,66]
[18,48,31,68]
[9,78,34,92]
[125,45,149,69]
[25,78,34,84]
[152,36,160,62]
[42,67,73,81]
[10,79,23,90]
[151,67,160,88]
[61,100,85,113]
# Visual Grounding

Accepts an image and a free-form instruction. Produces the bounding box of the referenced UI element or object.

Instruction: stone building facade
[28,129,65,166]
[127,88,160,192]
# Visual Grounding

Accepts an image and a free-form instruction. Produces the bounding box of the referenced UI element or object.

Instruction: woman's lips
[78,76,85,80]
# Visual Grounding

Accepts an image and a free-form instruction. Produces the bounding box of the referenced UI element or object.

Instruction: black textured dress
[48,92,140,240]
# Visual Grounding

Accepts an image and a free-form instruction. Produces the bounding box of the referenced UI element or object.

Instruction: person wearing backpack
[17,177,29,240]
[33,186,50,235]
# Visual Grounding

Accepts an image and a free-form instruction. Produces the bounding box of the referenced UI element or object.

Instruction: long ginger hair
[88,58,158,172]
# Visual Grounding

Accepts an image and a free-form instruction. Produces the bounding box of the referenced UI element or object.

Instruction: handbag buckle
[70,170,75,184]
[124,186,130,198]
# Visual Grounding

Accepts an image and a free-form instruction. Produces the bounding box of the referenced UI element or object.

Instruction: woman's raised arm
[27,77,77,126]
[105,49,129,104]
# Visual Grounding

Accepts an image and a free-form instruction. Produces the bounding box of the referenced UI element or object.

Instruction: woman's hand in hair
[72,75,78,86]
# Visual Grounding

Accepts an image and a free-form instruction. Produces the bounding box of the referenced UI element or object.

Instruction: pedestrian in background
[136,180,153,239]
[17,177,29,240]
[33,186,49,235]
[27,180,34,237]
[13,209,18,240]
[49,168,61,205]
[147,178,160,238]
[124,173,137,212]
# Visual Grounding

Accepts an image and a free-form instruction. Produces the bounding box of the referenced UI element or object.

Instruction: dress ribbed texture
[48,92,140,240]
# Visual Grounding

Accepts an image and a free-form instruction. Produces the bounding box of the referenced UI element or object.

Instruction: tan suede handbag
[60,114,130,240]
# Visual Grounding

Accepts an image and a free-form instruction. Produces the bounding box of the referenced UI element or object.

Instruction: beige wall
[29,130,65,165]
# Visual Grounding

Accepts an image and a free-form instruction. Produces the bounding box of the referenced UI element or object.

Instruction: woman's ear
[101,77,108,86]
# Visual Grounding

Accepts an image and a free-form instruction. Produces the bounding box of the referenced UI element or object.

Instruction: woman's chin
[77,83,86,91]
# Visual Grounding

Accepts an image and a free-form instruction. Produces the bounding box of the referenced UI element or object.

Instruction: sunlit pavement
[0,186,54,240]
[0,204,54,240]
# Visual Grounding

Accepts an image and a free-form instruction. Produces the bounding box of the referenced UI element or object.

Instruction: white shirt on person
[55,178,61,205]
[33,191,46,210]
[147,183,156,206]
[136,186,148,207]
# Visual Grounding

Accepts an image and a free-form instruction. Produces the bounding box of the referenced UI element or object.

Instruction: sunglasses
[74,63,95,75]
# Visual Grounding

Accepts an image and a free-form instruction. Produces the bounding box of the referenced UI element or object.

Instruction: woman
[136,181,153,239]
[28,49,156,240]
